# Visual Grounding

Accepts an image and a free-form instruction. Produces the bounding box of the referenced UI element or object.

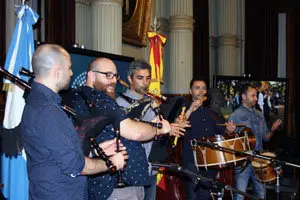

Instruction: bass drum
[251,151,279,183]
[191,128,255,170]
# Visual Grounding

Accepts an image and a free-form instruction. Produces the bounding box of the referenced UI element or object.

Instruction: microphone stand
[192,140,300,199]
[152,163,262,200]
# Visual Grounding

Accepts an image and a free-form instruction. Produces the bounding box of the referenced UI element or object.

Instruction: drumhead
[252,152,276,168]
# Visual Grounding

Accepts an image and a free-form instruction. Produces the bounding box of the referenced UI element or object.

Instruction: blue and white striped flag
[1,1,39,199]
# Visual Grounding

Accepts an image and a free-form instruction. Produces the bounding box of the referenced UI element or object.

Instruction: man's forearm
[185,108,193,120]
[120,118,157,141]
[81,157,108,175]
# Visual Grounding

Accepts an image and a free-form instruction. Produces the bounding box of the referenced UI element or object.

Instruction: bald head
[88,57,116,72]
[32,44,70,78]
[32,44,72,92]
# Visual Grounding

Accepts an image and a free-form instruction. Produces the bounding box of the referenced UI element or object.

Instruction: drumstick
[216,124,247,127]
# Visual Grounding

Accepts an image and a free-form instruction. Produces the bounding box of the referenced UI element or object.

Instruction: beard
[193,94,205,101]
[246,100,257,109]
[106,90,116,100]
[134,85,148,95]
[94,80,116,100]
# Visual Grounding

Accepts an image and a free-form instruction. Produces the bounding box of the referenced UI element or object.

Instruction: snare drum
[191,131,253,170]
[251,152,277,183]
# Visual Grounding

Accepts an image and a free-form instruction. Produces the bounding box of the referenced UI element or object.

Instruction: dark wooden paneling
[44,0,75,48]
[245,0,278,79]
[193,0,210,85]
[292,5,300,136]
[0,0,5,66]
[0,0,6,124]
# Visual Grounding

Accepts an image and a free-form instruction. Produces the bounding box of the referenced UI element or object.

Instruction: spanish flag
[156,167,167,190]
[148,31,167,191]
[148,31,167,94]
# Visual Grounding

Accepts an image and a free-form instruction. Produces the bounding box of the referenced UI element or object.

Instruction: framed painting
[122,0,152,47]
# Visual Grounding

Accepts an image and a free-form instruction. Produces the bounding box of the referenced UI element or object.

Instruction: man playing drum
[182,78,236,200]
[228,84,282,200]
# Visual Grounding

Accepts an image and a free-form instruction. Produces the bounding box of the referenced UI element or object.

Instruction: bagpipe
[117,79,187,162]
[0,67,117,173]
[118,79,186,124]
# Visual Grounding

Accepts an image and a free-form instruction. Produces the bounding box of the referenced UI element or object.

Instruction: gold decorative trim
[122,0,152,47]
[75,0,93,5]
[218,35,238,47]
[91,0,122,5]
[2,83,14,92]
[169,16,194,31]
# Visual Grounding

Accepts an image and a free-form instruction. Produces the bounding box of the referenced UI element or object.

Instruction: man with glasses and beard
[182,78,236,200]
[20,44,128,200]
[71,57,171,200]
[228,84,282,200]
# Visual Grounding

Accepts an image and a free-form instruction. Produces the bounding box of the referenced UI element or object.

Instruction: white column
[91,0,122,54]
[217,0,239,76]
[237,0,245,76]
[168,0,193,94]
[209,0,218,86]
[75,0,92,49]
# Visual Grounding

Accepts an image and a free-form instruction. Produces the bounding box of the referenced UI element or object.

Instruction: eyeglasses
[92,70,120,80]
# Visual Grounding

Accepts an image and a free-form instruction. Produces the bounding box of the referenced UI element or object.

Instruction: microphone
[151,163,182,172]
[172,106,186,148]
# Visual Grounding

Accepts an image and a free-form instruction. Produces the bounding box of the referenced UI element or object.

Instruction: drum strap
[238,159,251,174]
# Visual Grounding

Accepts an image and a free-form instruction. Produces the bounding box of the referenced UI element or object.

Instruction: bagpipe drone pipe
[0,67,118,173]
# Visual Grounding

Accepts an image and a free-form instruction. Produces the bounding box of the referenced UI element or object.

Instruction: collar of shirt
[240,105,257,113]
[124,89,150,101]
[29,81,62,105]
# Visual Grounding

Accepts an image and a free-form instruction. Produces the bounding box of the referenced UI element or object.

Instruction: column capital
[91,0,123,6]
[169,16,194,31]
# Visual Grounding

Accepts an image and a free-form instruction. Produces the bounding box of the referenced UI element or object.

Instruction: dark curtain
[193,0,209,85]
[245,0,278,79]
[44,0,75,48]
[292,6,300,136]
[0,0,5,66]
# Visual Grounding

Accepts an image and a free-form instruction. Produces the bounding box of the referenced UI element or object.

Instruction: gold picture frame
[122,0,152,47]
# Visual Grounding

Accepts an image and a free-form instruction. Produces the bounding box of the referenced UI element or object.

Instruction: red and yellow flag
[148,31,167,190]
[148,31,167,94]
[156,167,166,191]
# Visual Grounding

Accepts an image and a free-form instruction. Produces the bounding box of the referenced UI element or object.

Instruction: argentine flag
[1,1,39,199]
